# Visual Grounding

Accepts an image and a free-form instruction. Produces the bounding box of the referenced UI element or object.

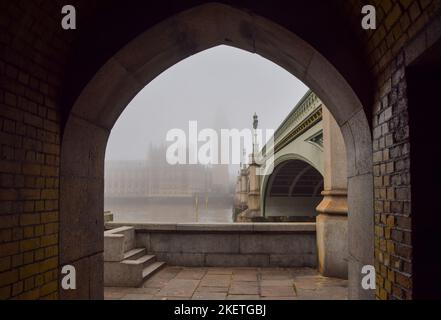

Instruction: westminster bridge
[234,90,349,278]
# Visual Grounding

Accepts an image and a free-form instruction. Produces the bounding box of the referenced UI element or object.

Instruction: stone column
[316,107,348,279]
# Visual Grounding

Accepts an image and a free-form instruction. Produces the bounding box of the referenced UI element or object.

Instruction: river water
[104,197,234,223]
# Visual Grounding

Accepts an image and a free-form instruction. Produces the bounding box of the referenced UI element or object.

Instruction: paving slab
[261,286,296,297]
[297,287,348,300]
[288,267,319,277]
[152,266,182,280]
[104,290,126,300]
[133,287,161,295]
[196,286,230,293]
[153,296,185,300]
[260,271,292,280]
[293,276,323,290]
[260,279,294,287]
[157,279,200,297]
[122,293,155,300]
[232,267,258,272]
[207,268,233,275]
[232,272,258,281]
[176,268,207,280]
[200,274,231,287]
[227,295,261,300]
[261,296,298,300]
[143,277,171,288]
[192,292,227,300]
[105,266,347,300]
[229,281,259,295]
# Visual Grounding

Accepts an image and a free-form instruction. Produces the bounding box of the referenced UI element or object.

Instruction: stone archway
[60,3,374,299]
[263,159,324,219]
[260,153,323,218]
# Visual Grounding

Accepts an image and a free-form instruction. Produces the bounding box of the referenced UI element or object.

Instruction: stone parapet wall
[105,223,317,268]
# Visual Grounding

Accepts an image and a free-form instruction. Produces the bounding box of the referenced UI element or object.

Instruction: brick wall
[0,0,70,300]
[0,0,102,300]
[0,1,63,299]
[343,0,441,299]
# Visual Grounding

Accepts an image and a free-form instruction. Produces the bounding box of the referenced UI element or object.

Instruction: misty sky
[105,45,309,167]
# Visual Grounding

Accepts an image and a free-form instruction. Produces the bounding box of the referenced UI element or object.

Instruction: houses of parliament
[105,144,232,199]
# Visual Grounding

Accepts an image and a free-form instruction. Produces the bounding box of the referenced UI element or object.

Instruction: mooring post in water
[195,195,199,222]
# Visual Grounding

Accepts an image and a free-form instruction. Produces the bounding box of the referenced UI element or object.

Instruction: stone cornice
[274,107,323,153]
[275,91,321,141]
[261,91,323,156]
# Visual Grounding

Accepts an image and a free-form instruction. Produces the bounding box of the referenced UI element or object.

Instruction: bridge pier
[316,108,348,279]
[240,168,248,208]
[246,155,261,217]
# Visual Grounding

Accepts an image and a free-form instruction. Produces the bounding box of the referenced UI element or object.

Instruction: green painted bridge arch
[258,91,326,218]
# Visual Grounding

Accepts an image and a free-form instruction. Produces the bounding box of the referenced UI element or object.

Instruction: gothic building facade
[105,145,231,198]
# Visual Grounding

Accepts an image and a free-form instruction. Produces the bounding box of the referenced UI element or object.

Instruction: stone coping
[105,222,316,233]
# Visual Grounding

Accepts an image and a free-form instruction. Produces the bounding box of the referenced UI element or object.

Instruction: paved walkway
[104,266,348,300]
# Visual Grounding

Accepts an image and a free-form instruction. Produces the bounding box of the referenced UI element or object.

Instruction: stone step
[123,248,146,261]
[142,261,166,280]
[104,226,136,262]
[122,254,156,268]
[104,254,165,287]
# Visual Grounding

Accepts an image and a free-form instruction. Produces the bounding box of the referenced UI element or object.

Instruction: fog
[104,45,309,222]
[105,45,309,174]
